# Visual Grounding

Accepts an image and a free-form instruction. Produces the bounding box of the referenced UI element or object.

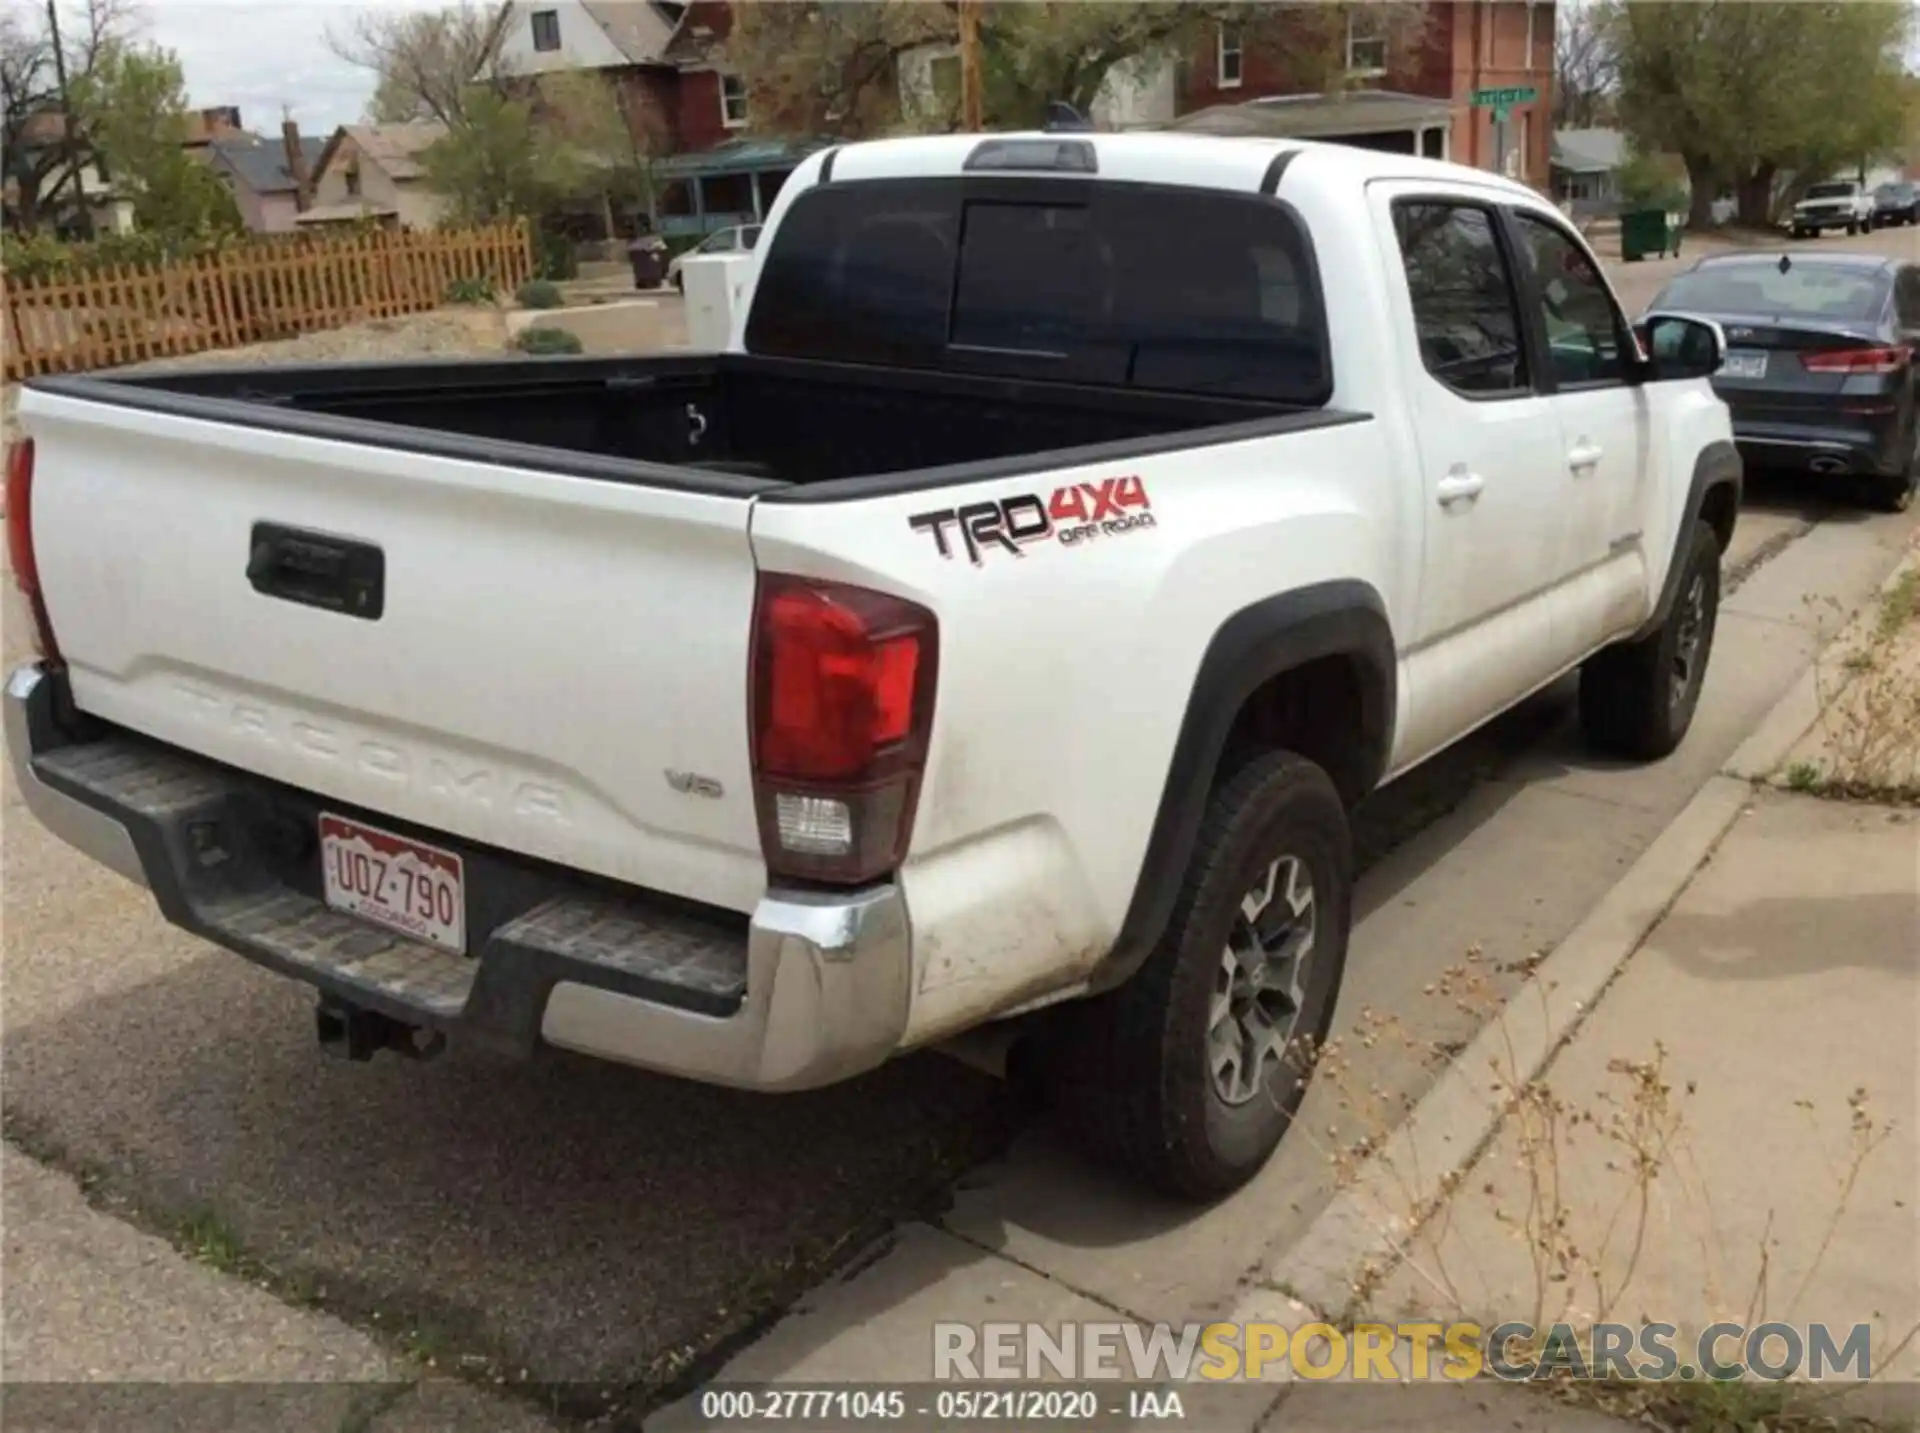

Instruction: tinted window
[1805,182,1855,199]
[1512,212,1627,385]
[1653,264,1890,322]
[952,202,1094,353]
[1392,202,1528,396]
[748,185,957,366]
[746,179,1330,404]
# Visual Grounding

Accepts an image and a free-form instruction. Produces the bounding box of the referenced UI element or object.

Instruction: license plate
[1723,351,1769,380]
[319,814,466,954]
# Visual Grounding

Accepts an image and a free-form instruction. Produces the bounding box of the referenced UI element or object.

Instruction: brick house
[486,0,822,235]
[1178,2,1556,186]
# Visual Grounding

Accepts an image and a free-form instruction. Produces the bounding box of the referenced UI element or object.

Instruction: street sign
[1471,85,1538,109]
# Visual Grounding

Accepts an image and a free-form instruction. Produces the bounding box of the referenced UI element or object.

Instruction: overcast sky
[140,0,448,136]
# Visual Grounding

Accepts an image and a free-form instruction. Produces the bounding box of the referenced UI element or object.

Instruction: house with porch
[484,0,825,238]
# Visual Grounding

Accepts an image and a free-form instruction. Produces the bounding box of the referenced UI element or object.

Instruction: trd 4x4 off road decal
[909,476,1155,565]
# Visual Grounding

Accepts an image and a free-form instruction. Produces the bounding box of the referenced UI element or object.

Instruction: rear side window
[747,178,1330,404]
[1392,201,1528,397]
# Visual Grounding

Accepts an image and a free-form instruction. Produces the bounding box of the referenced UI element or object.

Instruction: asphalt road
[4,226,1915,1420]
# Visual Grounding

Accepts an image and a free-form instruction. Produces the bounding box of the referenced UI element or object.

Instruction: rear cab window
[1652,264,1891,323]
[746,178,1332,406]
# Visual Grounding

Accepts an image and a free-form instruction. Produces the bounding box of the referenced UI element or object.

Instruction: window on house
[530,9,560,52]
[1346,10,1388,75]
[720,73,749,127]
[344,161,362,198]
[1217,27,1243,88]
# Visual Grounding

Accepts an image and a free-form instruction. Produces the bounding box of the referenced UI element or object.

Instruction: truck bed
[39,353,1335,496]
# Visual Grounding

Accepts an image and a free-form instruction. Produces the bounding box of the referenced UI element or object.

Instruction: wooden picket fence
[2,222,533,381]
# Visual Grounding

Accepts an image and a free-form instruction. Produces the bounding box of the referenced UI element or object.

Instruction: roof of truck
[817,130,1543,205]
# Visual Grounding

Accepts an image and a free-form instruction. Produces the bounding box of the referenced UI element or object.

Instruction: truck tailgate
[23,388,766,914]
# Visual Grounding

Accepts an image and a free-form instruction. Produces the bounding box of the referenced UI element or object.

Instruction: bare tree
[2,0,139,231]
[323,1,505,127]
[1554,0,1618,129]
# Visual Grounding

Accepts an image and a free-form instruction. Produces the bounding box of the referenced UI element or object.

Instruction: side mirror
[1637,313,1728,382]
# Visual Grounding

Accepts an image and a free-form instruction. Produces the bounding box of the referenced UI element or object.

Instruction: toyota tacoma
[7,134,1740,1197]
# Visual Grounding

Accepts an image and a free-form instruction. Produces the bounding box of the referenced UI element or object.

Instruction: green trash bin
[1620,207,1674,262]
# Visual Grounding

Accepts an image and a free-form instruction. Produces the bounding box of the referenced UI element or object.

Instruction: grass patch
[1784,760,1824,792]
[1561,1374,1899,1432]
[178,1207,246,1272]
[1874,567,1919,644]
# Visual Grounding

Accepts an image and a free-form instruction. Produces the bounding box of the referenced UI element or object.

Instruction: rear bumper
[1732,416,1907,478]
[5,663,910,1092]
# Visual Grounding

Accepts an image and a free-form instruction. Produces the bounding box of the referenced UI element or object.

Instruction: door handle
[1568,441,1605,472]
[247,522,385,620]
[1436,470,1485,507]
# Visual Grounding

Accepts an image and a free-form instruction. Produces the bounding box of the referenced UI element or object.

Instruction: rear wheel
[1864,424,1919,513]
[1048,752,1351,1200]
[1580,520,1721,761]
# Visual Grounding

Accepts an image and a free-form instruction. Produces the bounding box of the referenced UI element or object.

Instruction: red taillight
[751,574,937,885]
[1801,345,1910,375]
[6,439,36,594]
[5,438,57,661]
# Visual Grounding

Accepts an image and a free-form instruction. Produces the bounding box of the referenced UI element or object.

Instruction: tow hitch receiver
[315,999,447,1062]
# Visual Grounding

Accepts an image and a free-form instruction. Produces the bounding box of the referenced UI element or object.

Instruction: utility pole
[44,0,94,237]
[957,0,984,133]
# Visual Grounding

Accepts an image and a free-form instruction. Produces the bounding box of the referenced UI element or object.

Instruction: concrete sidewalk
[1313,555,1920,1426]
[1362,787,1917,1409]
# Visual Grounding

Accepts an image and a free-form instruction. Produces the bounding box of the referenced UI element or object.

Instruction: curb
[1246,551,1916,1327]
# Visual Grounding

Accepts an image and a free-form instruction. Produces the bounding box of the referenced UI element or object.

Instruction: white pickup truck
[1789,180,1874,238]
[7,134,1740,1197]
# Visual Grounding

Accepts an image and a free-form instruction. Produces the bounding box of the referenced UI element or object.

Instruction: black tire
[1846,220,1859,236]
[1047,752,1352,1201]
[1579,520,1721,762]
[1863,424,1919,513]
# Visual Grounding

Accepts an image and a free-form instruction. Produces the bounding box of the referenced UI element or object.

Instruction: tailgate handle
[247,523,385,620]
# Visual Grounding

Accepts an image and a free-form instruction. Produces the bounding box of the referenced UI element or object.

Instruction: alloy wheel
[1207,854,1316,1106]
[1671,572,1708,711]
